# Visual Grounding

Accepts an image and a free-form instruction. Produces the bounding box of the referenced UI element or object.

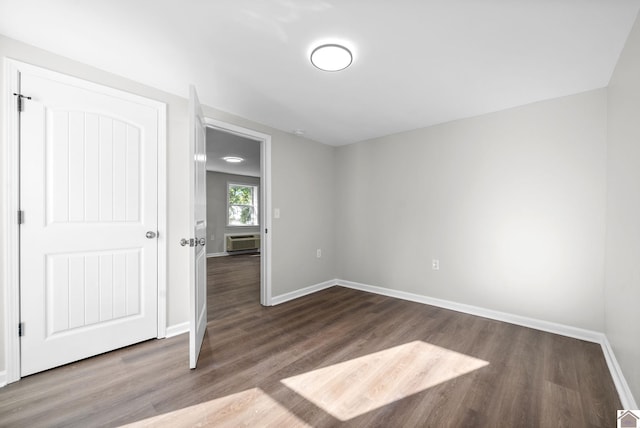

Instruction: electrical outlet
[432,259,440,270]
[317,249,322,258]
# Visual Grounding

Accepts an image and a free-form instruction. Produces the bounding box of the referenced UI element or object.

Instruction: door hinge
[17,210,24,225]
[13,93,31,112]
[265,228,268,234]
[18,322,25,337]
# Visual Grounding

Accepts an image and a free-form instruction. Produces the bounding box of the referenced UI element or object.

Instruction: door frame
[2,59,168,384]
[204,117,272,306]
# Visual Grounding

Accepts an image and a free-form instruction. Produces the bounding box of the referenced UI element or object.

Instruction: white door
[188,85,207,369]
[18,66,161,376]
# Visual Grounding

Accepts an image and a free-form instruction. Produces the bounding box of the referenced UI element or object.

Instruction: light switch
[274,208,280,219]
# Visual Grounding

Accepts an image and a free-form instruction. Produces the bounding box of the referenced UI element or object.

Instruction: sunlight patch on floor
[121,387,311,428]
[281,340,489,421]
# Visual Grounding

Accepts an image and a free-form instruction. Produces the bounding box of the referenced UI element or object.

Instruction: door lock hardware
[180,238,205,247]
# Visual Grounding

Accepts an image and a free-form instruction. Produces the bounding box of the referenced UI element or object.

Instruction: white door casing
[188,85,207,369]
[6,60,166,378]
[203,117,272,306]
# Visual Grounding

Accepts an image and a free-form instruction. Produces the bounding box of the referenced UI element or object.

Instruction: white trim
[207,252,230,258]
[204,117,272,306]
[0,371,7,388]
[334,279,637,408]
[271,280,336,306]
[166,322,190,338]
[4,59,22,384]
[261,132,273,306]
[336,279,603,343]
[601,336,638,409]
[3,59,168,381]
[157,100,168,339]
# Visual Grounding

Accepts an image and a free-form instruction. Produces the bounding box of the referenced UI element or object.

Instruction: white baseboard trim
[336,279,603,343]
[601,336,638,409]
[334,278,637,409]
[166,322,189,338]
[207,252,229,258]
[271,280,336,306]
[0,370,6,388]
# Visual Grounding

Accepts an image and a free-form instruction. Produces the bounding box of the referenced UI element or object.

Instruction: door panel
[19,68,160,376]
[189,85,207,369]
[47,112,142,225]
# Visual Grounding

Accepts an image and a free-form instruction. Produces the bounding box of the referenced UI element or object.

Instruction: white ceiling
[207,128,261,177]
[1,1,639,146]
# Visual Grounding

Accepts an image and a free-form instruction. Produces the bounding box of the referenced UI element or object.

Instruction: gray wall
[3,13,640,403]
[336,89,607,331]
[206,172,260,254]
[605,11,640,403]
[269,132,336,294]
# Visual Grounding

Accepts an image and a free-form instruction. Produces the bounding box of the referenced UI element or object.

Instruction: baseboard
[0,370,6,388]
[165,322,189,338]
[271,280,336,306]
[336,279,602,343]
[207,252,229,258]
[334,278,637,409]
[601,336,638,409]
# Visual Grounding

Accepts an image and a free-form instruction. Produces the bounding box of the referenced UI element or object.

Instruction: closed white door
[188,85,207,369]
[18,66,161,376]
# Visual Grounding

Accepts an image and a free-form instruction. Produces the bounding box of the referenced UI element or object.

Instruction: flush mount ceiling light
[222,156,244,163]
[310,44,353,72]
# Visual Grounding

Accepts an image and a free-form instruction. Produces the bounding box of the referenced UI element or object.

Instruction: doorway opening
[203,118,272,307]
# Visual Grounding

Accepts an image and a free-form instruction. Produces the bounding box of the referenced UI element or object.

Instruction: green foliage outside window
[228,184,258,226]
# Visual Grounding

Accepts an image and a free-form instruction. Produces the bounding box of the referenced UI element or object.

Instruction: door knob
[198,238,206,246]
[146,231,157,239]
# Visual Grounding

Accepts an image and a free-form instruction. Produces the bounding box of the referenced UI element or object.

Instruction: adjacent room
[206,127,264,317]
[1,1,640,427]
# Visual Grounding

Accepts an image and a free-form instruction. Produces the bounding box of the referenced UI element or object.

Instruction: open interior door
[187,85,207,368]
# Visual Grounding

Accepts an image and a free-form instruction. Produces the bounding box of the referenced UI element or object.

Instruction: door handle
[146,231,157,239]
[180,238,205,247]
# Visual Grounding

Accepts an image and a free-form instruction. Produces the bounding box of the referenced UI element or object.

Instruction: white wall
[336,90,608,331]
[605,12,640,403]
[0,34,337,375]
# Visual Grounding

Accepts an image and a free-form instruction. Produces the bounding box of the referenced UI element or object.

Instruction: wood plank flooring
[0,254,621,427]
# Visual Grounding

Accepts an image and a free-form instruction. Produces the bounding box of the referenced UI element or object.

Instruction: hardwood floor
[0,254,621,427]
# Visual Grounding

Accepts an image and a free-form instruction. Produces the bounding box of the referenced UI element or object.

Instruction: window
[227,183,259,226]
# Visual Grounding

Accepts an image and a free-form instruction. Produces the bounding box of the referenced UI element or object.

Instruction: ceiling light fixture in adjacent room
[310,44,353,72]
[222,156,244,163]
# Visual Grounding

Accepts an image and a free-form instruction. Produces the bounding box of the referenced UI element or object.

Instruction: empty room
[1,1,640,427]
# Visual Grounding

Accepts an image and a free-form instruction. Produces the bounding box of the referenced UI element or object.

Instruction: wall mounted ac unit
[226,234,261,252]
